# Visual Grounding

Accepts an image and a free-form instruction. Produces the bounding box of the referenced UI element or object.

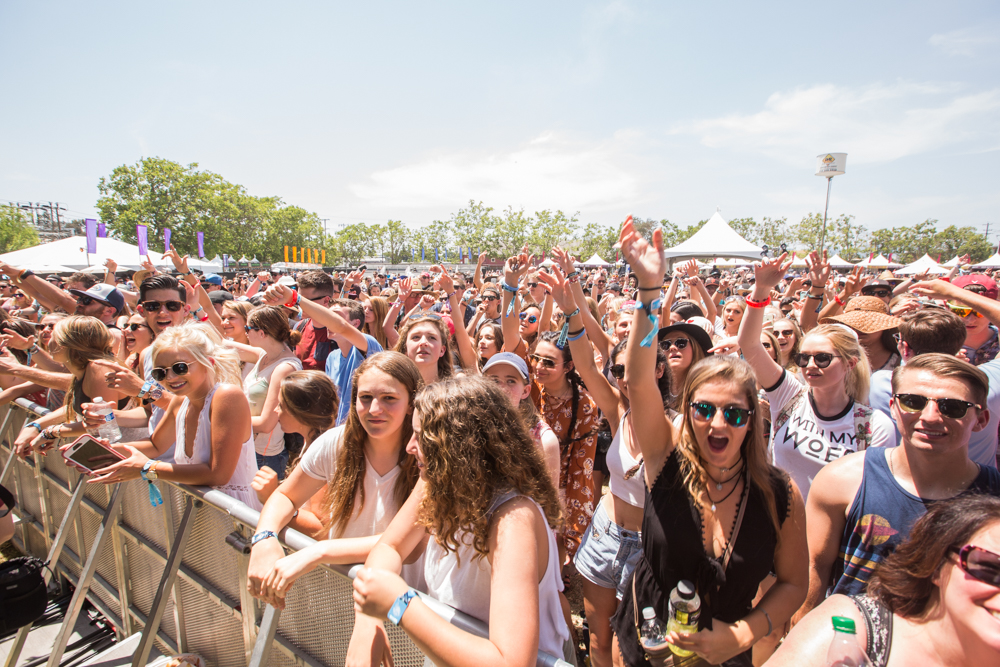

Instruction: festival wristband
[26,421,42,433]
[387,589,419,625]
[251,530,278,547]
[284,290,301,308]
[744,295,770,309]
[635,297,662,348]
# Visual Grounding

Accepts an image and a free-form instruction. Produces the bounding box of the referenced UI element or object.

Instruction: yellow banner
[321,249,326,264]
[284,246,289,262]
[293,247,298,263]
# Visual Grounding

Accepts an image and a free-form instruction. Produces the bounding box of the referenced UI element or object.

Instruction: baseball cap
[70,283,124,314]
[209,290,235,305]
[482,352,529,381]
[607,282,623,293]
[953,274,998,300]
[203,274,223,286]
[277,275,297,287]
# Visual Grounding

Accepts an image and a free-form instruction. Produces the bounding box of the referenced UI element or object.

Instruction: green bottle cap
[831,616,856,634]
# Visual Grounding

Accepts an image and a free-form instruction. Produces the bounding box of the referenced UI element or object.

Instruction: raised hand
[753,253,792,290]
[805,250,831,288]
[140,256,158,274]
[550,246,576,275]
[432,265,455,294]
[841,265,867,298]
[617,215,665,287]
[163,246,190,275]
[683,259,700,277]
[537,268,575,312]
[262,283,294,306]
[397,277,413,300]
[0,329,35,351]
[104,258,118,274]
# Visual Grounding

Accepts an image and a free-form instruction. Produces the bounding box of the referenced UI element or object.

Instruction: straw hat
[821,296,901,334]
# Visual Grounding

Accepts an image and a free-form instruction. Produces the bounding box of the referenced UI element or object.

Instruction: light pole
[816,153,847,252]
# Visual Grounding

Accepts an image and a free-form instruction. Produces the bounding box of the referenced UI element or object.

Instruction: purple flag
[164,228,171,252]
[197,232,205,258]
[97,222,107,238]
[137,224,148,256]
[85,219,97,254]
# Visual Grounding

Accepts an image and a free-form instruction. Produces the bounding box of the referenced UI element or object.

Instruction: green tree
[791,213,824,252]
[573,222,619,262]
[934,225,992,262]
[529,210,579,256]
[0,206,39,253]
[826,215,868,261]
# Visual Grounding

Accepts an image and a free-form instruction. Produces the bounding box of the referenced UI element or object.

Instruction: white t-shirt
[767,370,896,500]
[298,425,405,539]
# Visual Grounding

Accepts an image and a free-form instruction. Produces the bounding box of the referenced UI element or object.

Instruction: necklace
[705,472,743,513]
[707,457,744,490]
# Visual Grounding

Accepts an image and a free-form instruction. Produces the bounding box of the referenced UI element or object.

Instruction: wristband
[501,282,518,293]
[392,299,404,308]
[556,308,581,349]
[834,294,845,306]
[198,314,210,322]
[758,608,773,636]
[635,297,662,348]
[192,306,204,316]
[138,379,153,398]
[387,588,419,625]
[567,328,586,342]
[283,290,301,308]
[744,295,770,309]
[141,459,159,481]
[251,530,278,547]
[806,293,823,300]
[19,269,34,280]
[26,421,42,433]
[446,290,457,299]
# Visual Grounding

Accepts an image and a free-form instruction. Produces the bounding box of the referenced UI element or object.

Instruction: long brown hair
[321,352,423,537]
[52,316,115,420]
[677,356,784,540]
[364,297,390,349]
[280,371,338,468]
[392,315,453,381]
[413,376,562,560]
[867,494,1000,618]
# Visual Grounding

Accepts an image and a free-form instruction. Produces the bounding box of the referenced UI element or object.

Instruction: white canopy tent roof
[942,255,962,267]
[856,253,903,270]
[896,254,949,276]
[18,263,77,274]
[0,235,165,270]
[973,253,1000,269]
[827,254,856,269]
[580,253,611,266]
[663,212,763,263]
[787,255,809,268]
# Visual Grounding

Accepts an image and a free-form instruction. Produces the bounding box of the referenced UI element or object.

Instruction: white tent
[828,255,856,269]
[663,212,763,263]
[856,253,902,270]
[942,255,962,267]
[787,255,809,268]
[896,254,949,276]
[0,235,165,270]
[17,263,77,274]
[580,253,611,266]
[973,253,1000,269]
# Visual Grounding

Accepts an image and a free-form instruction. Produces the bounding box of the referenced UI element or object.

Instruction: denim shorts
[573,499,642,600]
[256,449,289,481]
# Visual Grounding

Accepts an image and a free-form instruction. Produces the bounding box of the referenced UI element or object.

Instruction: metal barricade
[0,401,573,667]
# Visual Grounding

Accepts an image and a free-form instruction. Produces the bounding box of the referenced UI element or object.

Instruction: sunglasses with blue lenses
[519,313,538,324]
[689,401,753,428]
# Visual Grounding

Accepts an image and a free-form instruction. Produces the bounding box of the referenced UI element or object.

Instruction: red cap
[953,274,998,300]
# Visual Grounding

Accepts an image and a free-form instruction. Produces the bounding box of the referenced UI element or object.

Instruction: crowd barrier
[0,400,573,667]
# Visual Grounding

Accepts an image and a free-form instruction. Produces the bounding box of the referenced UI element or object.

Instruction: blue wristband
[387,588,418,625]
[251,530,277,547]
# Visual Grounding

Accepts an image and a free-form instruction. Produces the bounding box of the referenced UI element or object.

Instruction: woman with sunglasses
[740,254,895,500]
[772,318,803,372]
[767,493,1000,667]
[89,321,261,508]
[540,267,671,667]
[612,218,808,667]
[657,322,713,410]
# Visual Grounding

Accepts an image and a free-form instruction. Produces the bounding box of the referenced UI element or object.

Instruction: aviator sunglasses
[795,352,840,368]
[529,354,558,369]
[151,362,191,382]
[689,401,753,428]
[893,393,981,420]
[950,545,1000,588]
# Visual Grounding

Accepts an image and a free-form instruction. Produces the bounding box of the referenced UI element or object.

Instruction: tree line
[1,157,992,265]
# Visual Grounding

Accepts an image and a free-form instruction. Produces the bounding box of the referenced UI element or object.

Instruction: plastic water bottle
[667,580,701,657]
[826,616,872,667]
[639,607,668,652]
[91,397,122,443]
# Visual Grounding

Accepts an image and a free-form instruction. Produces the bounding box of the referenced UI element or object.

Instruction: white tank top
[607,411,645,508]
[422,490,569,661]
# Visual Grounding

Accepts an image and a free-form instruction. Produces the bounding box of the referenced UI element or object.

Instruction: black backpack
[0,484,48,634]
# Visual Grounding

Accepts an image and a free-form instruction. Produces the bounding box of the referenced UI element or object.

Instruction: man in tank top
[797,353,1000,620]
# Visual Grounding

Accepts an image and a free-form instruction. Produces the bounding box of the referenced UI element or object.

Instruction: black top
[72,377,130,417]
[611,449,790,666]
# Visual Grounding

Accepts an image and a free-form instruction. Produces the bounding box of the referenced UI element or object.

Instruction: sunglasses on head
[141,300,185,313]
[949,302,982,318]
[661,337,690,351]
[408,312,442,321]
[893,393,980,419]
[724,295,746,304]
[529,354,558,369]
[151,361,191,381]
[950,544,1000,587]
[519,313,538,324]
[126,323,148,332]
[688,401,753,428]
[795,352,839,368]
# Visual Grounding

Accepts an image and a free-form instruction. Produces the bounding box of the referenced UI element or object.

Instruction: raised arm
[912,278,1000,327]
[263,284,370,355]
[618,217,677,484]
[434,266,478,371]
[798,251,831,333]
[383,278,412,348]
[551,246,614,360]
[0,261,76,313]
[659,273,681,326]
[737,255,791,391]
[500,250,531,354]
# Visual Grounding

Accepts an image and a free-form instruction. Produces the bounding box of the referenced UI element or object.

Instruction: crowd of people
[1,223,999,667]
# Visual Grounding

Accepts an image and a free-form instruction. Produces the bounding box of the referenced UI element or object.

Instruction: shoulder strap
[772,383,807,435]
[722,474,750,573]
[850,595,893,667]
[853,403,874,451]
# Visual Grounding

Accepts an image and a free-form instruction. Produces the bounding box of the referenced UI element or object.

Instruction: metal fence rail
[0,401,573,667]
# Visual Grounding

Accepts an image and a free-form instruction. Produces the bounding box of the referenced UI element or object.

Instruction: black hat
[657,322,714,356]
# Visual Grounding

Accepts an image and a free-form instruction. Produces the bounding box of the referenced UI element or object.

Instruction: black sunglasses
[142,300,185,313]
[126,323,149,332]
[245,325,262,333]
[893,393,980,420]
[795,352,840,368]
[661,337,690,351]
[950,545,1000,587]
[482,295,499,302]
[519,313,538,324]
[774,329,795,338]
[689,401,753,428]
[863,288,891,298]
[529,354,558,369]
[527,282,538,288]
[610,364,625,380]
[151,361,191,381]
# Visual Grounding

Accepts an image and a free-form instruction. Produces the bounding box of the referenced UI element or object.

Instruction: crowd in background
[1,222,999,667]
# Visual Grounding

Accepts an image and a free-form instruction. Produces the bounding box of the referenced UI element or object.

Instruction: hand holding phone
[62,434,124,474]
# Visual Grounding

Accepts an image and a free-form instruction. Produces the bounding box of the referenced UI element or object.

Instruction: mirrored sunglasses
[688,401,753,428]
[151,361,191,381]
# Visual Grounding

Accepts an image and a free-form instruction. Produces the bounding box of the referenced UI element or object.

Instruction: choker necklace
[706,470,744,513]
[707,457,744,491]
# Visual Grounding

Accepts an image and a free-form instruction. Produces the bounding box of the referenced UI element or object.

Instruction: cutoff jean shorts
[573,498,642,600]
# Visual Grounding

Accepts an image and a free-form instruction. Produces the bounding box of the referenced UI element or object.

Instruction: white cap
[642,607,657,620]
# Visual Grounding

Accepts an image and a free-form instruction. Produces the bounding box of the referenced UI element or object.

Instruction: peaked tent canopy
[580,253,611,266]
[663,212,763,263]
[856,253,902,270]
[942,255,963,267]
[0,235,165,271]
[973,253,1000,269]
[827,255,856,269]
[896,254,948,275]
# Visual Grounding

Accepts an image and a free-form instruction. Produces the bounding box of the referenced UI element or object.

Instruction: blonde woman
[221,300,254,345]
[363,296,390,350]
[739,254,896,500]
[89,321,261,508]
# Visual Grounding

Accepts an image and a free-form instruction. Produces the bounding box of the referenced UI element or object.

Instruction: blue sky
[2,1,998,240]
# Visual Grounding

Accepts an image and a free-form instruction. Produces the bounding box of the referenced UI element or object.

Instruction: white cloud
[349,132,645,213]
[929,27,998,57]
[674,82,1000,165]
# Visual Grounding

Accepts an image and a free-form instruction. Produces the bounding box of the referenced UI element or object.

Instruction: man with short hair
[468,284,502,335]
[800,353,1000,619]
[201,274,223,293]
[293,270,335,371]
